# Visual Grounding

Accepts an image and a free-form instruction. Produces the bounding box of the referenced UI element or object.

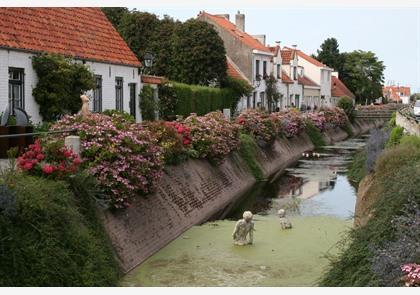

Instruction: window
[8,67,24,114]
[247,95,251,108]
[295,94,300,108]
[293,67,297,80]
[277,64,281,79]
[115,77,123,111]
[263,61,267,78]
[129,83,136,118]
[253,92,257,108]
[260,92,265,108]
[93,75,102,113]
[255,60,260,78]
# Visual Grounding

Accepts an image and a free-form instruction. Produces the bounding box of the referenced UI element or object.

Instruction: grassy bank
[0,171,120,286]
[320,135,420,286]
[238,133,264,181]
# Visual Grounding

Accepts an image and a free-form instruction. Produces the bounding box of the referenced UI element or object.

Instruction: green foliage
[0,172,120,286]
[386,126,404,147]
[101,7,129,29]
[400,134,420,149]
[102,109,135,123]
[340,51,385,104]
[320,141,420,286]
[315,37,344,72]
[387,112,396,128]
[347,150,367,186]
[32,53,95,122]
[304,122,326,148]
[170,19,227,85]
[238,133,264,181]
[342,122,354,137]
[337,96,354,119]
[158,81,244,119]
[140,85,157,121]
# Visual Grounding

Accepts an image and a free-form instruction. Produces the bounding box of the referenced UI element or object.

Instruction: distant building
[331,72,355,105]
[383,85,411,104]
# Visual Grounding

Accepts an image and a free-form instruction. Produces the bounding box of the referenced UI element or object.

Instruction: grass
[305,122,326,148]
[342,122,354,137]
[320,140,420,286]
[0,171,120,286]
[386,126,404,147]
[347,150,367,186]
[238,133,264,181]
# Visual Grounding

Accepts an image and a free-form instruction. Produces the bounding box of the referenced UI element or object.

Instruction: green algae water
[122,137,367,287]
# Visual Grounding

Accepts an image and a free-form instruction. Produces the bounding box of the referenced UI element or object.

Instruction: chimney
[332,71,339,78]
[216,14,230,20]
[253,34,266,46]
[235,10,245,31]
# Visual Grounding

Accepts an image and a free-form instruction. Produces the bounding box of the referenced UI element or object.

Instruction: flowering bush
[52,113,163,208]
[321,107,349,128]
[184,111,240,163]
[143,121,191,165]
[271,109,305,138]
[236,109,277,145]
[17,139,81,178]
[401,264,420,286]
[303,112,326,131]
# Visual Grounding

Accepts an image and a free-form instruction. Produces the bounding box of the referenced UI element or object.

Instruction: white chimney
[235,11,245,31]
[332,71,339,78]
[253,34,266,46]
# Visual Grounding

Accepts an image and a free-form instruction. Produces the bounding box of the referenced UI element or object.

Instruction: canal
[122,136,368,287]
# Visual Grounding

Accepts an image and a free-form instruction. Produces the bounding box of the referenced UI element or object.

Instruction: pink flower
[42,164,54,174]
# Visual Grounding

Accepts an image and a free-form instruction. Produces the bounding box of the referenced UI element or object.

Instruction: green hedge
[0,172,120,286]
[159,77,251,120]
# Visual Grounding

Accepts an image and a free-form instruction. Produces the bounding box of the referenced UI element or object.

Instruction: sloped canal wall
[102,118,385,273]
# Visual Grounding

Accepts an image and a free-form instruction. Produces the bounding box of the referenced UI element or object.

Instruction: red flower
[73,157,82,165]
[23,162,33,170]
[63,149,73,158]
[42,164,54,174]
[36,153,45,160]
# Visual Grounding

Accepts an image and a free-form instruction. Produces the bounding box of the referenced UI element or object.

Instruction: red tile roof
[283,47,327,68]
[331,76,355,98]
[268,45,280,56]
[141,75,164,85]
[0,8,141,67]
[298,75,319,87]
[198,12,271,53]
[281,70,294,84]
[382,86,410,102]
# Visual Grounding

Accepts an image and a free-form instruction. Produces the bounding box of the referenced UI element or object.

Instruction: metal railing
[0,128,77,139]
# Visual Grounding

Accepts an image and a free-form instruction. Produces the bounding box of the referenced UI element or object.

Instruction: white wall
[0,48,141,124]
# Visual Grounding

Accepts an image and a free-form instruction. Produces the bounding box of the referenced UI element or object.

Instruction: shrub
[238,133,264,181]
[337,96,354,120]
[387,112,396,128]
[143,121,191,165]
[321,107,349,128]
[51,113,164,208]
[102,109,135,123]
[347,150,367,185]
[16,139,81,178]
[386,126,404,147]
[236,109,277,146]
[401,263,420,287]
[272,109,305,138]
[32,53,95,121]
[0,172,120,286]
[140,84,157,121]
[400,135,420,149]
[304,121,325,148]
[303,112,326,131]
[184,111,240,163]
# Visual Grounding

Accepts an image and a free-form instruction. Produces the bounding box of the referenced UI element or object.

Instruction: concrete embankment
[102,118,385,273]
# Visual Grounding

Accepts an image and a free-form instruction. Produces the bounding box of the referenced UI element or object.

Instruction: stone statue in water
[278,209,292,229]
[232,211,255,245]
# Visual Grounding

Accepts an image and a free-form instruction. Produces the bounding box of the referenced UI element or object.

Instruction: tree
[32,54,95,121]
[315,37,344,72]
[169,19,227,86]
[340,51,385,104]
[101,7,129,30]
[264,74,281,113]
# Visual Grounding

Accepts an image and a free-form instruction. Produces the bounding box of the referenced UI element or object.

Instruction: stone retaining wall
[102,118,386,273]
[396,111,420,136]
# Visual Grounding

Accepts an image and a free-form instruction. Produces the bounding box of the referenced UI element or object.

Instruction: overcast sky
[129,6,420,93]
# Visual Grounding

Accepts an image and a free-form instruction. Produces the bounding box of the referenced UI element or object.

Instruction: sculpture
[278,209,292,229]
[79,94,90,118]
[232,211,255,245]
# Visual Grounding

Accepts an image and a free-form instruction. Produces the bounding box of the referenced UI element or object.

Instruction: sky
[127,5,420,93]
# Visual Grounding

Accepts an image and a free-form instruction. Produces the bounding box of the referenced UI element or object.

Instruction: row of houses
[0,8,355,125]
[198,11,355,113]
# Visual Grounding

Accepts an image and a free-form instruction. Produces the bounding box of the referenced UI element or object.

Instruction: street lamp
[139,52,155,75]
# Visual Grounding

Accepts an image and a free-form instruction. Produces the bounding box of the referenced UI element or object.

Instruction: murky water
[122,137,368,287]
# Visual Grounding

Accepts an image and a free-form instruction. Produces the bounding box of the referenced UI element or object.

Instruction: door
[129,83,136,119]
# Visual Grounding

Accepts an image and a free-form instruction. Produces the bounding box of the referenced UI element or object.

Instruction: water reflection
[227,137,366,220]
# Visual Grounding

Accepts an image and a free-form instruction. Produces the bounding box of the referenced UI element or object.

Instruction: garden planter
[0,126,9,158]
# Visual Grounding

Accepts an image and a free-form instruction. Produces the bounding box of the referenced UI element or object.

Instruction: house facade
[0,8,142,123]
[383,85,411,104]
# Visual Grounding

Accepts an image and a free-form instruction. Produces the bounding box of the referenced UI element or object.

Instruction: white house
[0,7,142,123]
